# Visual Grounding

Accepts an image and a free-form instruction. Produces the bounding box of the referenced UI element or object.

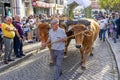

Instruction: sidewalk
[106,37,120,79]
[0,41,41,72]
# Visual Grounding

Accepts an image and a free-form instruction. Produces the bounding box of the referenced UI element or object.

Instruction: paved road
[0,39,118,80]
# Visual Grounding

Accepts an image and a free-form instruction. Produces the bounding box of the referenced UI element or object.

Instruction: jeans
[14,36,23,57]
[107,28,110,37]
[113,30,117,43]
[52,49,64,80]
[3,37,13,60]
[99,29,106,41]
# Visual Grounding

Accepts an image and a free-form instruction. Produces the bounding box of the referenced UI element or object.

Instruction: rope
[34,30,89,54]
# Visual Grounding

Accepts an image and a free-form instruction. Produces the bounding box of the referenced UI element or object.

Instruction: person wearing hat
[42,19,67,80]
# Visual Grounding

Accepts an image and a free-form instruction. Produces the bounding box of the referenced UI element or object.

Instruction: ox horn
[86,25,91,31]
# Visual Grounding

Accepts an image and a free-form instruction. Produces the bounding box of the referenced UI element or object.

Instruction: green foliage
[84,7,92,18]
[98,0,120,11]
[68,2,78,18]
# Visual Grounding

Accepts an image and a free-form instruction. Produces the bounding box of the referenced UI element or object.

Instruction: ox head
[38,23,50,44]
[71,24,92,48]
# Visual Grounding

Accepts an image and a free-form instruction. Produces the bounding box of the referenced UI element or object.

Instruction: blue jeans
[99,29,106,41]
[113,30,117,43]
[51,49,64,80]
[14,36,23,57]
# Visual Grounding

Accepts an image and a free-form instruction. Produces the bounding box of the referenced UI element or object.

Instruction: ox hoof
[81,66,86,70]
[49,63,54,66]
[64,52,67,55]
[90,53,93,56]
[49,62,54,66]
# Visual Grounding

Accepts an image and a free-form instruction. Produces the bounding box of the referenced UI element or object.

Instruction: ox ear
[84,30,93,37]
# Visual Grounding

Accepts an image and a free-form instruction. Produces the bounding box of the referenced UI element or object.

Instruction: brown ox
[38,22,73,64]
[71,19,100,69]
[37,23,53,63]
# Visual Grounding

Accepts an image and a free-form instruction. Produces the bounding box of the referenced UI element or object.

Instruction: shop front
[32,1,54,16]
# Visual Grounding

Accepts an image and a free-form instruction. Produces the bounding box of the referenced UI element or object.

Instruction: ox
[38,22,73,65]
[37,23,53,64]
[71,19,100,69]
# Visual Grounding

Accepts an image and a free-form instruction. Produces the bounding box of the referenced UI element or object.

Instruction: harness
[34,19,92,54]
[34,29,92,54]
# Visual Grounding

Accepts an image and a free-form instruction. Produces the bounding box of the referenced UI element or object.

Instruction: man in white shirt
[42,19,67,80]
[98,16,108,41]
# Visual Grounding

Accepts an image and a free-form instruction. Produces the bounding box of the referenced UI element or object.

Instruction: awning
[32,1,54,8]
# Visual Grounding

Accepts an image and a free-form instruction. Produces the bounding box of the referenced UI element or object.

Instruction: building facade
[32,0,65,16]
[12,0,34,18]
[0,0,34,21]
[0,0,12,22]
[0,0,65,21]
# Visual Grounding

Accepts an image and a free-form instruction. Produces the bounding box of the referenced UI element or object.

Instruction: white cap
[50,19,59,24]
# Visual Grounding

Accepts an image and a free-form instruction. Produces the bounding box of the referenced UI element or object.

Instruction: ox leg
[80,49,86,70]
[80,49,84,65]
[48,46,54,66]
[50,51,54,64]
[81,53,87,70]
[90,47,93,56]
[64,38,71,58]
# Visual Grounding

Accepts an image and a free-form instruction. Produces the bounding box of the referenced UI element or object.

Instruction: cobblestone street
[0,39,118,80]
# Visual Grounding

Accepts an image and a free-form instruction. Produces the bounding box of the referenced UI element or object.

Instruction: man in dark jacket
[115,14,120,39]
[13,15,25,58]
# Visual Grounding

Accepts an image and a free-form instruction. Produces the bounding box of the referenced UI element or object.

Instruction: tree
[98,0,120,12]
[84,7,92,18]
[67,2,91,18]
[68,2,78,18]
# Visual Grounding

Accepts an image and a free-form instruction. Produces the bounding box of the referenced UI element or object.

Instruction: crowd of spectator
[0,13,67,63]
[94,11,120,43]
[0,14,44,64]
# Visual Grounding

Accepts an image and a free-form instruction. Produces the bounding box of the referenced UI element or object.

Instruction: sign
[55,4,64,9]
[32,1,52,8]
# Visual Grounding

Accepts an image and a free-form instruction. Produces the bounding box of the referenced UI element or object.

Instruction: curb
[106,38,120,80]
[0,50,37,73]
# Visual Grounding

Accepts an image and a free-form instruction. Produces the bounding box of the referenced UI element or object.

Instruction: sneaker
[24,40,28,43]
[8,59,14,62]
[16,56,22,58]
[60,71,62,76]
[21,54,25,56]
[4,60,8,64]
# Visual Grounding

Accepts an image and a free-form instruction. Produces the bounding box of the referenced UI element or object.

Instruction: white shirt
[98,19,107,29]
[48,27,67,50]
